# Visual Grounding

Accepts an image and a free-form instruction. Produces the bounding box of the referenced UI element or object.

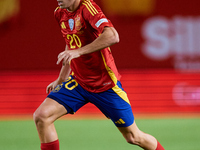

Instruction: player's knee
[125,137,139,145]
[124,133,143,146]
[33,108,50,126]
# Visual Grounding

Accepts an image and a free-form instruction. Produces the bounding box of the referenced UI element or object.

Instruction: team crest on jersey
[68,19,74,31]
[75,16,82,31]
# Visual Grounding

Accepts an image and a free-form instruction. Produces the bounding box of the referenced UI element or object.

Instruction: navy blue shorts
[47,76,134,127]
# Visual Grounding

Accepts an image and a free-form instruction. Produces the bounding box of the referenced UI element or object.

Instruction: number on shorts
[65,79,78,90]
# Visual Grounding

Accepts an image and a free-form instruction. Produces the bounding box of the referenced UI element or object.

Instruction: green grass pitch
[0,118,199,150]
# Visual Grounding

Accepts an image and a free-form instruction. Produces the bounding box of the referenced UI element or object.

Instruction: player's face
[57,0,76,9]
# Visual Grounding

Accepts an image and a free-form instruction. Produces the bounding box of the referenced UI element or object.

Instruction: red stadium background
[0,0,200,116]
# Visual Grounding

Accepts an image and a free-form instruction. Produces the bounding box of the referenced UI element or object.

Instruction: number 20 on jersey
[67,34,82,49]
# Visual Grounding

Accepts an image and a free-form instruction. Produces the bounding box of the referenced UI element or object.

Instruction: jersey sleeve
[82,0,113,33]
[54,7,61,24]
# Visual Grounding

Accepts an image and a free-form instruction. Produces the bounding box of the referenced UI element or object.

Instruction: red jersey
[54,0,121,93]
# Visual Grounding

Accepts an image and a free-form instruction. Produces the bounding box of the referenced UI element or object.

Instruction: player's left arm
[56,26,119,65]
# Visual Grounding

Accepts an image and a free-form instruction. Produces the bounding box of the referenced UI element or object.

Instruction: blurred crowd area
[1,0,200,70]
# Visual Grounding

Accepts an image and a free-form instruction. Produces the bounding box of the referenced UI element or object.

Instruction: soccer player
[33,0,165,150]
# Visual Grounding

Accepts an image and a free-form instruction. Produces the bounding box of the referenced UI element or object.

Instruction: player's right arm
[46,45,71,94]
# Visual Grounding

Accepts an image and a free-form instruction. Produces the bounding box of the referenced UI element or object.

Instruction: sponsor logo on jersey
[61,22,66,29]
[68,19,74,31]
[75,16,82,31]
[95,18,108,28]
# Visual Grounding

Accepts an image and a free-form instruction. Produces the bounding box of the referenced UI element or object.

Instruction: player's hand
[46,79,60,94]
[56,50,80,65]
